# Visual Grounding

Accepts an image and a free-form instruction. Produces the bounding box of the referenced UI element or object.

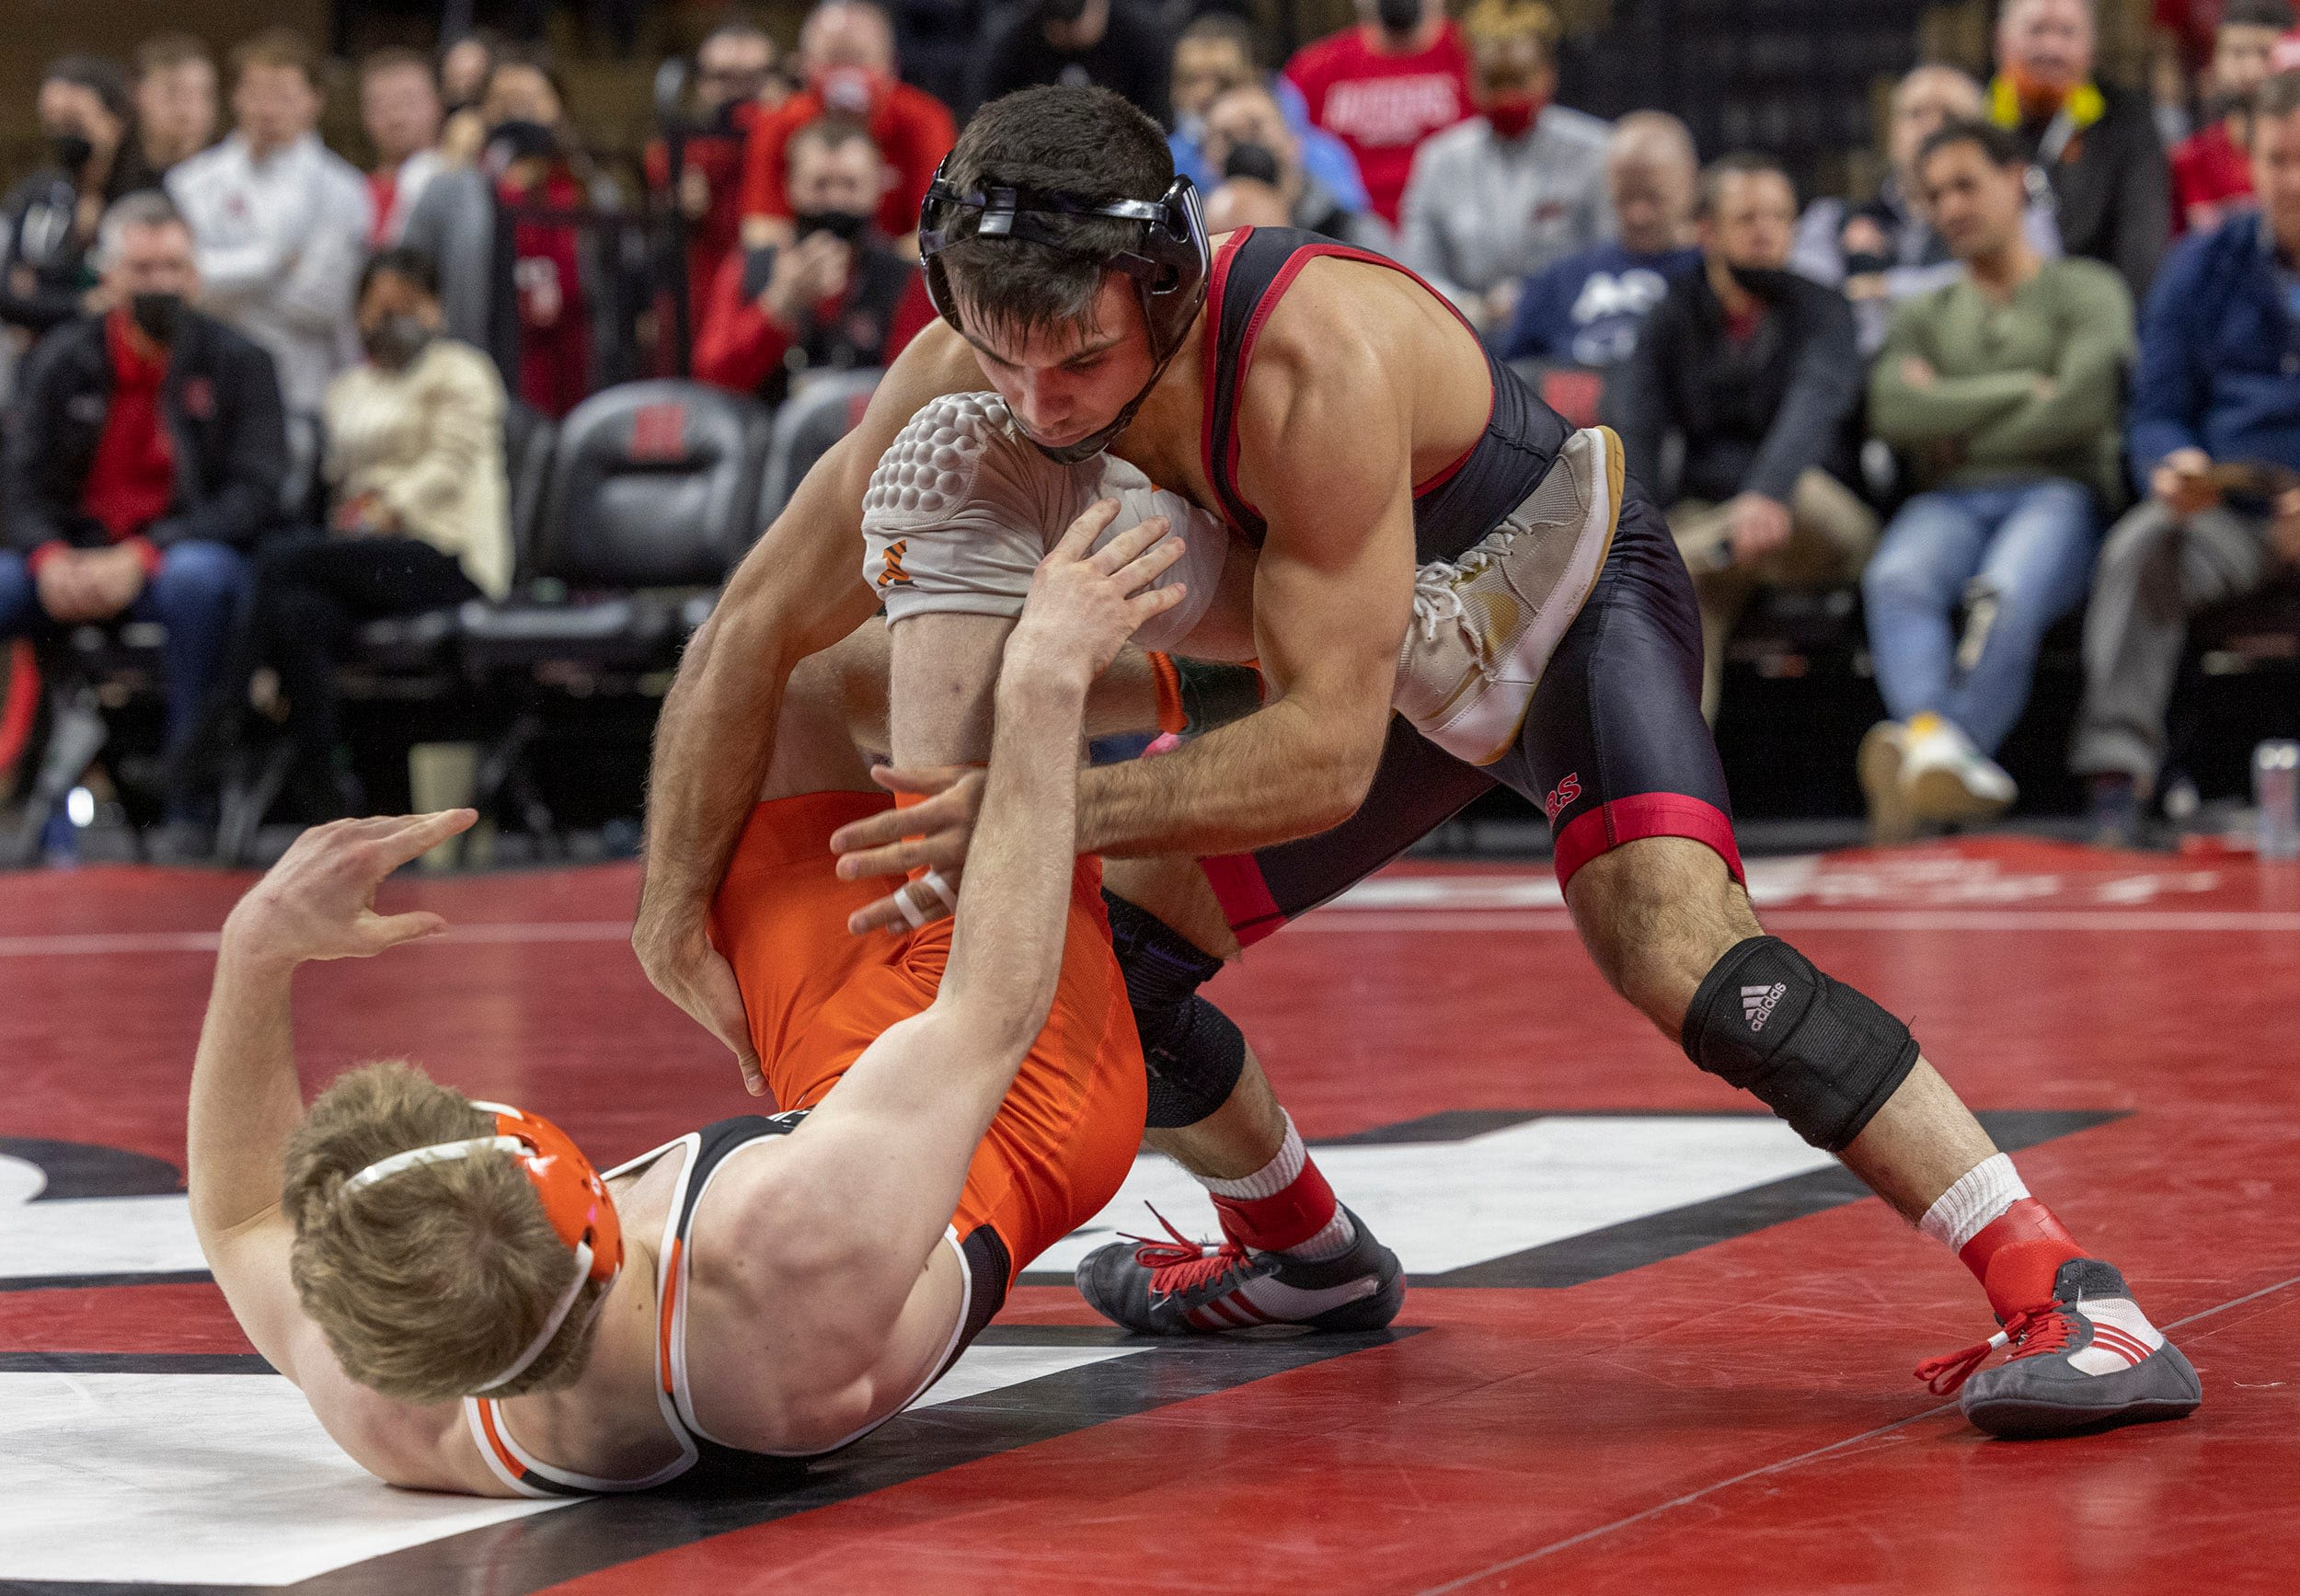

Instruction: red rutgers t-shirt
[1283,22,1472,226]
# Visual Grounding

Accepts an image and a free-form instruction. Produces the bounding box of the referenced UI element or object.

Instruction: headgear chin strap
[339,1101,625,1394]
[918,157,1210,465]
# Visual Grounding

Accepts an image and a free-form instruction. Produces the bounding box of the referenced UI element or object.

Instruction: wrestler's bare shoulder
[1231,255,1492,487]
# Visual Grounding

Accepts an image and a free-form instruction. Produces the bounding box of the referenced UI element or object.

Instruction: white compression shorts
[858,391,1228,653]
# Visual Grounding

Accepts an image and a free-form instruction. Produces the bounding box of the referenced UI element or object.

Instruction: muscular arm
[189,813,502,1493]
[634,324,990,1076]
[1073,283,1416,856]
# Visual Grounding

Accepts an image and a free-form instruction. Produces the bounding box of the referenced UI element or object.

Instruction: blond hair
[1461,0,1560,48]
[282,1061,610,1405]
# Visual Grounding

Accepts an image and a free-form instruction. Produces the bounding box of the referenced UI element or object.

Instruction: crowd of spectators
[5,0,2300,860]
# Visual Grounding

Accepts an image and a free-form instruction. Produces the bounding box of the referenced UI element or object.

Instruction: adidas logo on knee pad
[1742,982,1787,1032]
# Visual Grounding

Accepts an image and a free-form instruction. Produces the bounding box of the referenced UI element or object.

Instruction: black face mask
[362,314,435,371]
[130,291,185,345]
[1725,263,1801,302]
[1222,141,1283,187]
[44,127,94,175]
[793,207,873,245]
[1374,0,1422,36]
[486,119,561,167]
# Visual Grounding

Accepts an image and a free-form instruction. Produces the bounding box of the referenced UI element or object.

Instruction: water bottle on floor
[2256,741,2300,861]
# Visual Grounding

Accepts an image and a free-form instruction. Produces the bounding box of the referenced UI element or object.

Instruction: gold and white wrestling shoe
[1394,425,1625,766]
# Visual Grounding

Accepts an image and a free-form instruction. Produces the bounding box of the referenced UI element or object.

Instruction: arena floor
[5,835,2297,1594]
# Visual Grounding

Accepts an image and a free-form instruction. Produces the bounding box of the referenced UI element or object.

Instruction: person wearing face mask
[646,20,788,328]
[1989,0,2171,301]
[240,247,509,820]
[696,119,936,405]
[2168,0,2294,233]
[406,52,615,419]
[971,0,1173,122]
[1165,13,1371,217]
[1791,64,2065,356]
[0,191,286,844]
[1,57,160,344]
[1604,152,1877,723]
[166,29,374,415]
[738,2,958,252]
[1197,81,1395,252]
[1282,0,1472,227]
[1397,0,1607,332]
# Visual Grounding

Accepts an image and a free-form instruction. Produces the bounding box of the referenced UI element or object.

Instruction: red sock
[1209,1157,1339,1254]
[1958,1198,2086,1319]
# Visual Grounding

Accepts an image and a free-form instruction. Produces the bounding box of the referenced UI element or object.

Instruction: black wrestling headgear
[917,158,1210,464]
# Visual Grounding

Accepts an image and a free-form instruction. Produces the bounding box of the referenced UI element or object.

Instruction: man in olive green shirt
[1859,118,2135,839]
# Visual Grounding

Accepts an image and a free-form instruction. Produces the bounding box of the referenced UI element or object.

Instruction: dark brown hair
[933,85,1175,346]
[228,28,323,92]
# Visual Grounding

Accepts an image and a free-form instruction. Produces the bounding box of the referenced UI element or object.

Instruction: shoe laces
[1123,1205,1252,1299]
[1912,1303,2076,1395]
[1409,534,1515,660]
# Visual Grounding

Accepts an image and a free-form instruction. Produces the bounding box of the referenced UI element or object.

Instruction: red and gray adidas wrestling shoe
[1915,1257,2201,1439]
[1075,1207,1405,1336]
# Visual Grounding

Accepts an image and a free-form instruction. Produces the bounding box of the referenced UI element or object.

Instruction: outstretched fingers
[1051,498,1124,562]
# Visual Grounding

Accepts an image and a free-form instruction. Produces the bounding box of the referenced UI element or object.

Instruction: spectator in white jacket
[167,29,371,414]
[1397,0,1608,332]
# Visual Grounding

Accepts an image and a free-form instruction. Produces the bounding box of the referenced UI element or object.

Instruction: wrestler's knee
[1565,834,1759,1029]
[1103,890,1247,1129]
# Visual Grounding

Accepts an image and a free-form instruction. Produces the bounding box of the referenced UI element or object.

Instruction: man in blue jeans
[1861,121,2134,839]
[0,189,285,840]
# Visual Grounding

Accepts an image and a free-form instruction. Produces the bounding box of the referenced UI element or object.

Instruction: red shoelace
[1914,1304,2076,1395]
[1123,1207,1252,1297]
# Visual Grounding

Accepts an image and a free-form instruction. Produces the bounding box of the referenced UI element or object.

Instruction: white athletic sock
[1196,1115,1357,1261]
[1918,1153,2030,1254]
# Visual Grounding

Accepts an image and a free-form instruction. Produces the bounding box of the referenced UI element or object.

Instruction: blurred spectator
[479,53,604,417]
[2170,0,2293,233]
[972,0,1172,121]
[167,29,372,415]
[1199,81,1394,250]
[696,120,935,403]
[1990,0,2171,300]
[1496,111,1699,368]
[1397,0,1606,333]
[740,2,958,248]
[0,193,284,831]
[132,33,219,178]
[3,58,158,343]
[1284,0,1471,228]
[1606,153,1873,721]
[1795,64,2063,353]
[436,30,503,166]
[2072,70,2300,844]
[250,247,509,820]
[360,49,446,246]
[647,17,787,333]
[1168,14,1369,214]
[1202,174,1294,232]
[1861,121,2134,838]
[891,0,986,115]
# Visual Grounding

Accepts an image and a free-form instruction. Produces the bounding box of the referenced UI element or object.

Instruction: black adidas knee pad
[1680,936,1920,1154]
[1103,890,1248,1129]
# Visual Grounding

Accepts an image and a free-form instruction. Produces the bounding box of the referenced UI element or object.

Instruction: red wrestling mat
[5,837,2295,1594]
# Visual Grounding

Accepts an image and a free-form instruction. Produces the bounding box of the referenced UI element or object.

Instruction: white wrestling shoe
[1395,426,1624,765]
[1901,711,2017,825]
